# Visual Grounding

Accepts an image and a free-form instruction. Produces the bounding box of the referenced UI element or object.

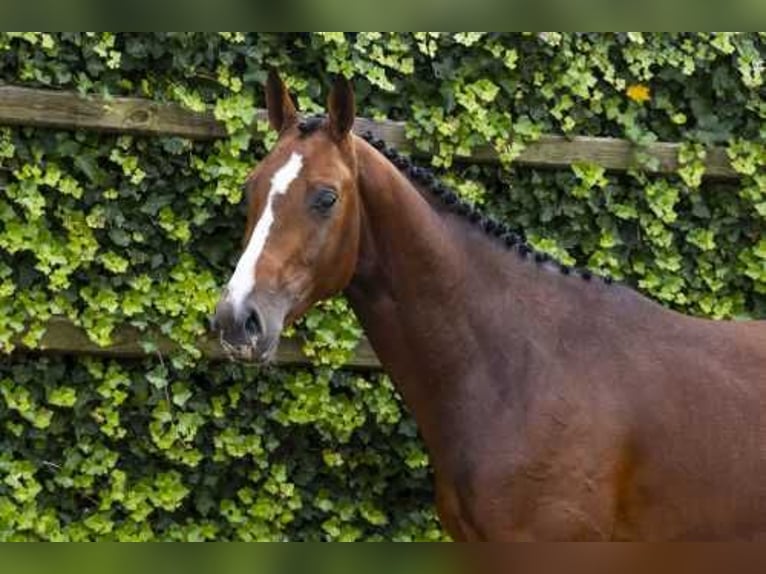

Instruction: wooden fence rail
[17,318,381,369]
[0,85,744,368]
[0,85,738,177]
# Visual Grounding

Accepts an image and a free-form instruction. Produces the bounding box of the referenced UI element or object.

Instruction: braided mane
[297,115,612,286]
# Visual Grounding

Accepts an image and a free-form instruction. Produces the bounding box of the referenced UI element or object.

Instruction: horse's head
[212,71,361,361]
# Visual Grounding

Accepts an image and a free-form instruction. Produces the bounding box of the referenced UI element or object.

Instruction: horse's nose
[244,310,263,339]
[211,298,264,346]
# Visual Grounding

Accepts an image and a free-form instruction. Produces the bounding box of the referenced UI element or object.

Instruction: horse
[211,71,766,541]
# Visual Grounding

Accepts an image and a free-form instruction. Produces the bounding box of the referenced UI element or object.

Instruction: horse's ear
[327,75,356,141]
[265,69,298,132]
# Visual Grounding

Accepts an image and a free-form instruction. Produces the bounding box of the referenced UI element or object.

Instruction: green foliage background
[0,33,764,540]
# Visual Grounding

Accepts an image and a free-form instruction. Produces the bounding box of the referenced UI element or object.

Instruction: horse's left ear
[265,69,298,133]
[327,76,356,141]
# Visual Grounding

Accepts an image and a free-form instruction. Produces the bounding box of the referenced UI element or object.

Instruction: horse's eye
[311,188,338,213]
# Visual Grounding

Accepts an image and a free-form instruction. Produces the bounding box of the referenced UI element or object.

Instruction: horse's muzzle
[211,292,283,362]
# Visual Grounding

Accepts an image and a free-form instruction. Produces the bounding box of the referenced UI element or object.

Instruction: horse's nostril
[244,311,262,339]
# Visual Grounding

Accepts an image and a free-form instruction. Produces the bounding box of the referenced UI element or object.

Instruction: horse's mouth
[219,333,278,364]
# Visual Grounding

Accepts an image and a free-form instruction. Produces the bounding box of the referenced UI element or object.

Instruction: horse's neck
[345,140,565,455]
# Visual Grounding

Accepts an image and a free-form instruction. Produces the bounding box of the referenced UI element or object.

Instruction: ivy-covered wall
[0,33,764,541]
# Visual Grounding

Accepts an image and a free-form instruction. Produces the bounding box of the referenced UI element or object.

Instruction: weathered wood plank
[0,85,738,178]
[0,85,227,139]
[515,135,736,178]
[16,317,381,370]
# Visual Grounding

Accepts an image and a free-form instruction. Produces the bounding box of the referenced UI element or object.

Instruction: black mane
[358,130,611,286]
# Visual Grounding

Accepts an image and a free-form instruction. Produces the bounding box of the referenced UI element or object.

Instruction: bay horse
[212,71,766,541]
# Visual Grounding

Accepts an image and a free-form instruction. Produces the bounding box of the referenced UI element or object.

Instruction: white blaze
[226,152,303,311]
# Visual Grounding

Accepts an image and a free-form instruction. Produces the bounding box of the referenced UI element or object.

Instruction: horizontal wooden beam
[510,135,735,179]
[0,85,738,178]
[0,85,228,139]
[15,317,382,370]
